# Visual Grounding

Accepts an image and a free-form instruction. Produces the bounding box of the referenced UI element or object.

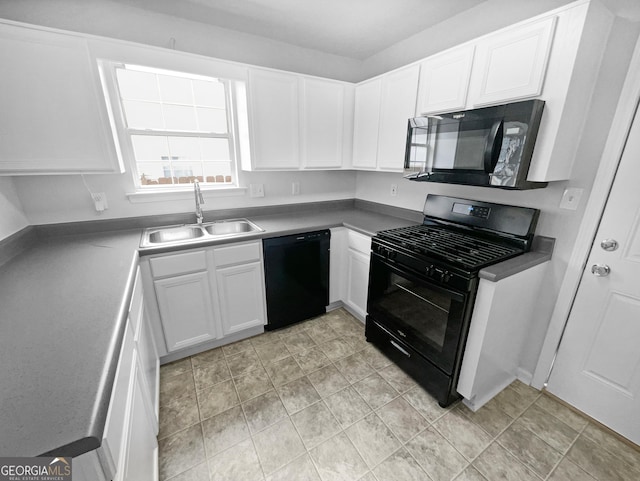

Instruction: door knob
[591,264,611,277]
[600,239,618,251]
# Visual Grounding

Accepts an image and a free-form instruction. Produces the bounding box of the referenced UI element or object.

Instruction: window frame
[98,60,242,193]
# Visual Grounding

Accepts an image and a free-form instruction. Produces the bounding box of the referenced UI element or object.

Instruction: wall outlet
[250,183,265,198]
[559,187,583,210]
[292,182,300,195]
[91,192,108,212]
[390,184,398,196]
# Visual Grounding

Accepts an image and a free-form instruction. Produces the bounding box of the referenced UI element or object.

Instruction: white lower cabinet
[213,241,266,335]
[142,240,267,359]
[216,262,266,335]
[331,229,371,322]
[118,359,158,481]
[154,271,218,351]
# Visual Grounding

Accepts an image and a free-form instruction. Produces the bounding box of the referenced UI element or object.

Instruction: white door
[300,77,345,169]
[377,64,420,171]
[154,271,218,351]
[416,44,475,115]
[352,78,382,169]
[248,68,299,169]
[216,261,266,335]
[547,103,640,444]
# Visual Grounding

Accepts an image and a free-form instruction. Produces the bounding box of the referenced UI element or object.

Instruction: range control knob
[442,271,451,283]
[426,264,435,276]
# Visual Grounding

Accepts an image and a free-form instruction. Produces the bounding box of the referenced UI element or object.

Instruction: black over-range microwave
[404,99,547,190]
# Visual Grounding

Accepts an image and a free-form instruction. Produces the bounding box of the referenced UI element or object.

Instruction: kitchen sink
[141,218,264,247]
[204,219,261,236]
[147,225,205,244]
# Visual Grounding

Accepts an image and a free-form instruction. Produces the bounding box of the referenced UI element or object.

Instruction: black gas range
[366,195,539,406]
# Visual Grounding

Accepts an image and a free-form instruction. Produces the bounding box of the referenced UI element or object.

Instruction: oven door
[367,253,472,375]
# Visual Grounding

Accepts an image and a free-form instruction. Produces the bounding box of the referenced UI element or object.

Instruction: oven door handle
[394,283,450,314]
[390,340,411,358]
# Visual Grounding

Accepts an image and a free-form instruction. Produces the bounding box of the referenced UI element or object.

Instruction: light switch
[559,187,583,210]
[292,182,300,195]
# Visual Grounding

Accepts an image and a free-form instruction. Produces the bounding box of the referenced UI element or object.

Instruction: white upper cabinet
[245,69,352,170]
[469,16,557,107]
[247,68,300,169]
[301,77,347,169]
[417,44,475,115]
[377,65,420,170]
[352,78,382,169]
[0,22,122,174]
[353,64,420,171]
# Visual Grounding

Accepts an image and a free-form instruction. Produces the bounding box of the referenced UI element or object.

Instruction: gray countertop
[0,230,141,458]
[0,202,553,458]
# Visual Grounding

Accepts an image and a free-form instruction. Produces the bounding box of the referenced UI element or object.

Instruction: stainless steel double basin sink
[140,218,264,248]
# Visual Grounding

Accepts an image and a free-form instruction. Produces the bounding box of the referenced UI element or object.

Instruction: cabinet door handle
[390,340,411,357]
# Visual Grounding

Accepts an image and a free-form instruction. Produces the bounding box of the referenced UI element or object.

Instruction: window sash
[104,62,239,189]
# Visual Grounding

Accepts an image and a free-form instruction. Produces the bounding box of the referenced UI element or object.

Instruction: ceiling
[110,0,490,59]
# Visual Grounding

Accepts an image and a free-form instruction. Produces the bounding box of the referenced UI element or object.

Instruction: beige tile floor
[157,308,640,481]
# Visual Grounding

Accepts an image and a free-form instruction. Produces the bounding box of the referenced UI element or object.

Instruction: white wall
[356,15,640,377]
[0,177,29,239]
[14,170,357,225]
[0,0,362,82]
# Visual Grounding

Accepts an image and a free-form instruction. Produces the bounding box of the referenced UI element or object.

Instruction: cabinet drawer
[347,230,372,255]
[150,250,207,278]
[213,241,262,267]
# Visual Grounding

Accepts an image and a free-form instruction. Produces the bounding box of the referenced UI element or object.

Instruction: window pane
[203,161,232,178]
[201,138,230,160]
[136,162,174,185]
[123,101,164,129]
[131,136,169,161]
[168,136,201,160]
[163,104,197,131]
[193,80,226,108]
[172,162,202,181]
[117,69,160,101]
[158,74,193,104]
[197,108,228,133]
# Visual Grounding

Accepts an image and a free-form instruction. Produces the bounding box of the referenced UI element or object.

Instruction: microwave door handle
[484,120,504,174]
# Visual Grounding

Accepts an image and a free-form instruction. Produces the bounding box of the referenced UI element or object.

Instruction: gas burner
[376,224,523,271]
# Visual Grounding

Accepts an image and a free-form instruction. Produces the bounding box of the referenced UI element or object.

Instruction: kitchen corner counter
[478,235,555,282]
[0,200,419,458]
[0,229,141,457]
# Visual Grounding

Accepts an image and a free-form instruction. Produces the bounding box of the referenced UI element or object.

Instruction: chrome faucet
[193,179,205,224]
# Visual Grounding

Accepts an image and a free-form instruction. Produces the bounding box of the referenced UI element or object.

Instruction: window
[103,63,239,189]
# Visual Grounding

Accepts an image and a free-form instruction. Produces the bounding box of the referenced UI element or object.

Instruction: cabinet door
[301,77,345,169]
[247,68,300,169]
[352,78,382,169]
[417,45,475,115]
[154,271,218,352]
[216,261,266,335]
[345,248,371,321]
[471,17,556,106]
[137,310,159,430]
[329,227,347,304]
[119,360,158,481]
[377,65,420,171]
[0,22,121,174]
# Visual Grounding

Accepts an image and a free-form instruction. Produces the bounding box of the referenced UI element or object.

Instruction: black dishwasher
[263,230,331,330]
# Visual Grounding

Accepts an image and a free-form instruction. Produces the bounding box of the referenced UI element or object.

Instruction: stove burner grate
[377,224,522,270]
